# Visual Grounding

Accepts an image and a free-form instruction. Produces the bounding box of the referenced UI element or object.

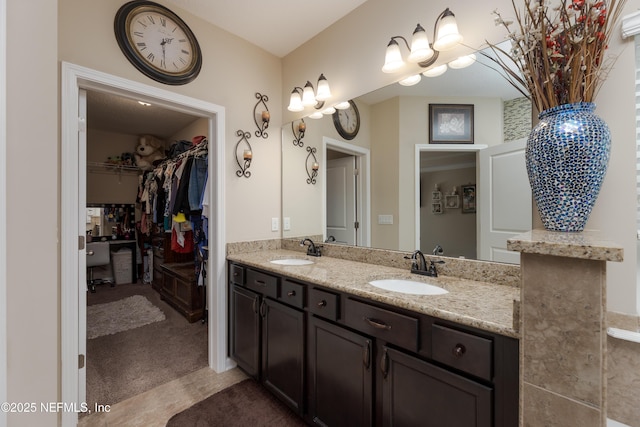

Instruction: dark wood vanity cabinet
[307,313,374,427]
[380,346,492,427]
[227,262,518,427]
[228,264,305,415]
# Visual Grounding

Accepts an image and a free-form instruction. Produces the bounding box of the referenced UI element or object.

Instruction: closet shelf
[88,161,141,174]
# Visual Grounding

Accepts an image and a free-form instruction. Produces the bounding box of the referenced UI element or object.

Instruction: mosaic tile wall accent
[504,97,532,141]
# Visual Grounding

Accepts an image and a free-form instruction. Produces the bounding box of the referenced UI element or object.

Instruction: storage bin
[111,248,133,285]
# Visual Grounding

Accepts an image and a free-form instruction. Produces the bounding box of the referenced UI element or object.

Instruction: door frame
[61,62,228,426]
[0,1,7,425]
[322,137,370,247]
[414,144,487,251]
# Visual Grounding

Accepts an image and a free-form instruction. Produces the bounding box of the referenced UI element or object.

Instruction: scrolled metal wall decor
[235,130,253,178]
[292,119,306,147]
[254,92,270,139]
[305,146,319,185]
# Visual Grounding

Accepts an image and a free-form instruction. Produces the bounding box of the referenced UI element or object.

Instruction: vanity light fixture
[422,64,448,77]
[448,53,477,69]
[399,74,422,86]
[382,8,463,73]
[334,101,351,110]
[287,74,332,112]
[253,92,270,139]
[235,130,253,178]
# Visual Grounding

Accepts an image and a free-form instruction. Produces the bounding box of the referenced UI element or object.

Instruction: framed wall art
[462,184,476,213]
[431,202,443,214]
[429,104,474,144]
[445,194,460,209]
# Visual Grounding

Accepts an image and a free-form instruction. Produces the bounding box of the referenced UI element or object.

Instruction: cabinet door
[381,346,492,427]
[261,298,305,415]
[308,316,373,427]
[229,284,260,378]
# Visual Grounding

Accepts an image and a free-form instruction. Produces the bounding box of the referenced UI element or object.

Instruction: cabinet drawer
[431,324,493,381]
[344,299,419,352]
[308,287,339,321]
[246,269,279,299]
[230,264,245,286]
[280,279,305,309]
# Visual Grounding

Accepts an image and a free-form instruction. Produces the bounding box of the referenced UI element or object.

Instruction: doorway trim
[414,144,487,250]
[61,62,227,426]
[0,1,7,426]
[322,137,370,246]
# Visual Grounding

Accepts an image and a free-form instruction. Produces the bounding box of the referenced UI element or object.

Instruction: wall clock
[114,1,202,85]
[333,100,360,140]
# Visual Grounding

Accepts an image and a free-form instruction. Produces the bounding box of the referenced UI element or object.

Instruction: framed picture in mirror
[429,104,474,144]
[445,194,460,209]
[432,202,443,214]
[462,184,476,213]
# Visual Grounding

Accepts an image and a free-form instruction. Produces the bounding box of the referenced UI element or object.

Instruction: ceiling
[164,0,368,58]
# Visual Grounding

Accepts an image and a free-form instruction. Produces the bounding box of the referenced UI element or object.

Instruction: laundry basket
[111,248,133,285]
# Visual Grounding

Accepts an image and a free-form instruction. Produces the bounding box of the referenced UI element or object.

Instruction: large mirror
[282,45,533,264]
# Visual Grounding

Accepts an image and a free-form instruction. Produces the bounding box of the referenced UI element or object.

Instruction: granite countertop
[227,249,520,339]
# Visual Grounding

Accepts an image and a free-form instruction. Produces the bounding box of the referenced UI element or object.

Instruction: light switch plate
[271,217,279,231]
[378,214,394,225]
[283,217,291,231]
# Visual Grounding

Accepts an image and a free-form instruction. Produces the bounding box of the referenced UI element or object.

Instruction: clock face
[115,1,202,85]
[333,100,360,140]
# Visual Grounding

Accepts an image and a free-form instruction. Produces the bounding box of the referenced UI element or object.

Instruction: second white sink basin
[369,279,448,295]
[270,258,314,266]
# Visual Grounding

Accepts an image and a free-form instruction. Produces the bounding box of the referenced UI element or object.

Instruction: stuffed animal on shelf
[134,134,166,170]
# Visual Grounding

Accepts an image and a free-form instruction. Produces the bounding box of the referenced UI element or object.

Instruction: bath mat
[87,295,165,339]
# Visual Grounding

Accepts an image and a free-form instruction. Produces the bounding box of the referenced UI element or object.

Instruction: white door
[77,88,88,403]
[326,156,357,245]
[478,139,530,263]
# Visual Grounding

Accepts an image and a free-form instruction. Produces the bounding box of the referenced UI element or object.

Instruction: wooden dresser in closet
[152,231,203,322]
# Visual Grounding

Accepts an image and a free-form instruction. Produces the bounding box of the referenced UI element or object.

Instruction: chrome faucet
[300,238,322,257]
[405,249,442,277]
[432,244,444,256]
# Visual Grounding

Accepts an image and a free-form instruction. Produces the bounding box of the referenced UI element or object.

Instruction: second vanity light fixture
[287,74,332,112]
[382,8,476,85]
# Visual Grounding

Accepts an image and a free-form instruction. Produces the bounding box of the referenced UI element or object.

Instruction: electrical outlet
[271,217,279,232]
[283,217,291,231]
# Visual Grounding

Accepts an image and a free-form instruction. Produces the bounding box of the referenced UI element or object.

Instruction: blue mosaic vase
[526,102,610,232]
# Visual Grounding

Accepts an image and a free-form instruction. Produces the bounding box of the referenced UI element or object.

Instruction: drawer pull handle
[255,280,267,286]
[364,317,391,330]
[453,343,466,358]
[287,290,296,297]
[317,300,327,308]
[233,272,239,277]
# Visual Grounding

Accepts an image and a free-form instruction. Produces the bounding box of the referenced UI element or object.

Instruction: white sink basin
[270,258,314,266]
[369,279,448,295]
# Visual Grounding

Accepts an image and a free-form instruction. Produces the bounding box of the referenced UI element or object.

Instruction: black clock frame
[332,100,360,140]
[114,0,202,85]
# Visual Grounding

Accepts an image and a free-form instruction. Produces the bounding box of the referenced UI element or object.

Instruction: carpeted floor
[166,379,306,427]
[85,281,208,408]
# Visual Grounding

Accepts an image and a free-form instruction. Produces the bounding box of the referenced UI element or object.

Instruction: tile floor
[79,367,248,426]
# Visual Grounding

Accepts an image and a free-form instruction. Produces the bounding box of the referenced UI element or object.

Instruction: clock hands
[160,38,174,68]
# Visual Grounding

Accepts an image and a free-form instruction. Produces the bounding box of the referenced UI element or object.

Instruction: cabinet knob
[453,343,466,358]
[317,300,327,308]
[287,290,296,297]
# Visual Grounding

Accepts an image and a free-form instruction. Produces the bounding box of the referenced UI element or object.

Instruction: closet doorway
[61,62,227,427]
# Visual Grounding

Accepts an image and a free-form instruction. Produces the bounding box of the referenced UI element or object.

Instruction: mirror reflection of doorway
[326,150,358,245]
[323,138,370,247]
